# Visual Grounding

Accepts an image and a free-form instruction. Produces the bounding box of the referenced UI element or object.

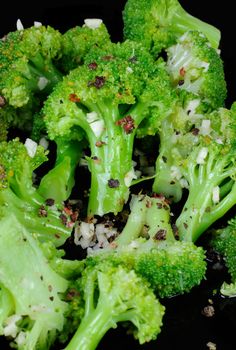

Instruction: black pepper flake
[88,62,98,70]
[128,56,137,63]
[91,156,98,160]
[38,205,48,217]
[45,198,55,206]
[54,233,61,239]
[49,296,54,301]
[102,55,114,61]
[40,275,44,281]
[153,229,167,241]
[66,288,80,301]
[170,181,175,185]
[178,79,185,86]
[59,213,68,225]
[183,222,188,229]
[156,203,163,209]
[48,285,53,292]
[108,179,120,188]
[172,224,179,240]
[192,128,200,136]
[0,95,6,107]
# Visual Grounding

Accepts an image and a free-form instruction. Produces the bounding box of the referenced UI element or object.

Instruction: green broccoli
[43,40,176,217]
[210,217,236,297]
[175,104,236,243]
[123,0,221,56]
[59,19,112,73]
[85,193,206,298]
[64,261,165,350]
[0,214,69,350]
[0,138,76,246]
[166,30,227,110]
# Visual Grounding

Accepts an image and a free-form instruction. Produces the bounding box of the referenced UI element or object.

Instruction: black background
[1,1,236,350]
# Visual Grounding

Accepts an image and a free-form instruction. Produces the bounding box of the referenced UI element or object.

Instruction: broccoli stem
[172,6,220,49]
[64,302,114,350]
[38,139,84,202]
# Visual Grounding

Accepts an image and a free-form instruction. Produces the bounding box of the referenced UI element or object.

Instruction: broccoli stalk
[43,40,176,216]
[0,138,76,246]
[64,263,165,350]
[123,0,221,56]
[175,104,236,242]
[0,215,69,350]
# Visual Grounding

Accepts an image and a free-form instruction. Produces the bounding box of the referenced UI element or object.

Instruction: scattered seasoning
[95,140,106,147]
[0,95,6,107]
[48,285,53,292]
[108,179,120,188]
[49,296,54,301]
[170,180,175,185]
[54,233,61,239]
[179,67,186,77]
[45,198,55,206]
[192,127,200,135]
[205,207,211,213]
[154,229,167,241]
[69,93,81,103]
[38,205,48,217]
[206,342,216,350]
[102,55,114,61]
[59,213,68,225]
[70,211,79,222]
[88,62,98,70]
[128,56,137,63]
[183,222,188,229]
[88,76,106,89]
[172,224,179,240]
[66,288,80,301]
[116,115,135,134]
[201,305,215,317]
[40,275,43,281]
[156,202,163,209]
[146,199,152,208]
[178,79,185,86]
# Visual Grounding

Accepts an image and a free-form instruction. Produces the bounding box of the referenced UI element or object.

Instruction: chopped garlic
[170,166,182,181]
[86,111,105,137]
[84,19,103,29]
[3,315,22,337]
[185,99,200,116]
[34,21,42,28]
[16,19,24,31]
[212,186,220,204]
[24,138,38,158]
[196,147,208,164]
[126,67,133,73]
[124,167,137,187]
[199,119,211,136]
[37,77,49,90]
[39,137,49,150]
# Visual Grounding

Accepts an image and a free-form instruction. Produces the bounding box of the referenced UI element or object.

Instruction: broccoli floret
[43,40,176,216]
[123,0,221,56]
[175,104,236,243]
[0,214,69,350]
[166,31,227,109]
[210,217,236,297]
[87,194,206,298]
[64,261,165,350]
[0,24,63,108]
[0,138,76,246]
[59,19,112,73]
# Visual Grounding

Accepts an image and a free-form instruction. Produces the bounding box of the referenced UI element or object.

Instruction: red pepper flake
[192,128,200,136]
[70,210,79,222]
[95,140,106,147]
[88,76,106,89]
[0,95,6,107]
[66,288,80,301]
[69,93,81,103]
[116,115,135,134]
[45,198,55,206]
[59,213,68,225]
[108,179,120,188]
[63,207,73,216]
[179,67,186,77]
[88,62,98,70]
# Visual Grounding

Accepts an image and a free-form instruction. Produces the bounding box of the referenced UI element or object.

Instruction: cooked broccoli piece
[0,214,69,350]
[210,217,236,297]
[123,0,221,56]
[0,138,75,246]
[43,40,176,216]
[175,103,236,243]
[166,31,227,110]
[59,19,112,73]
[64,261,165,350]
[0,24,63,108]
[88,193,206,298]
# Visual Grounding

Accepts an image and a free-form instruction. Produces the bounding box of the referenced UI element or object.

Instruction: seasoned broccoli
[123,0,221,56]
[0,215,69,350]
[64,261,165,350]
[166,30,227,109]
[59,19,112,73]
[175,104,236,243]
[0,138,76,246]
[210,217,236,297]
[87,194,206,298]
[43,40,176,216]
